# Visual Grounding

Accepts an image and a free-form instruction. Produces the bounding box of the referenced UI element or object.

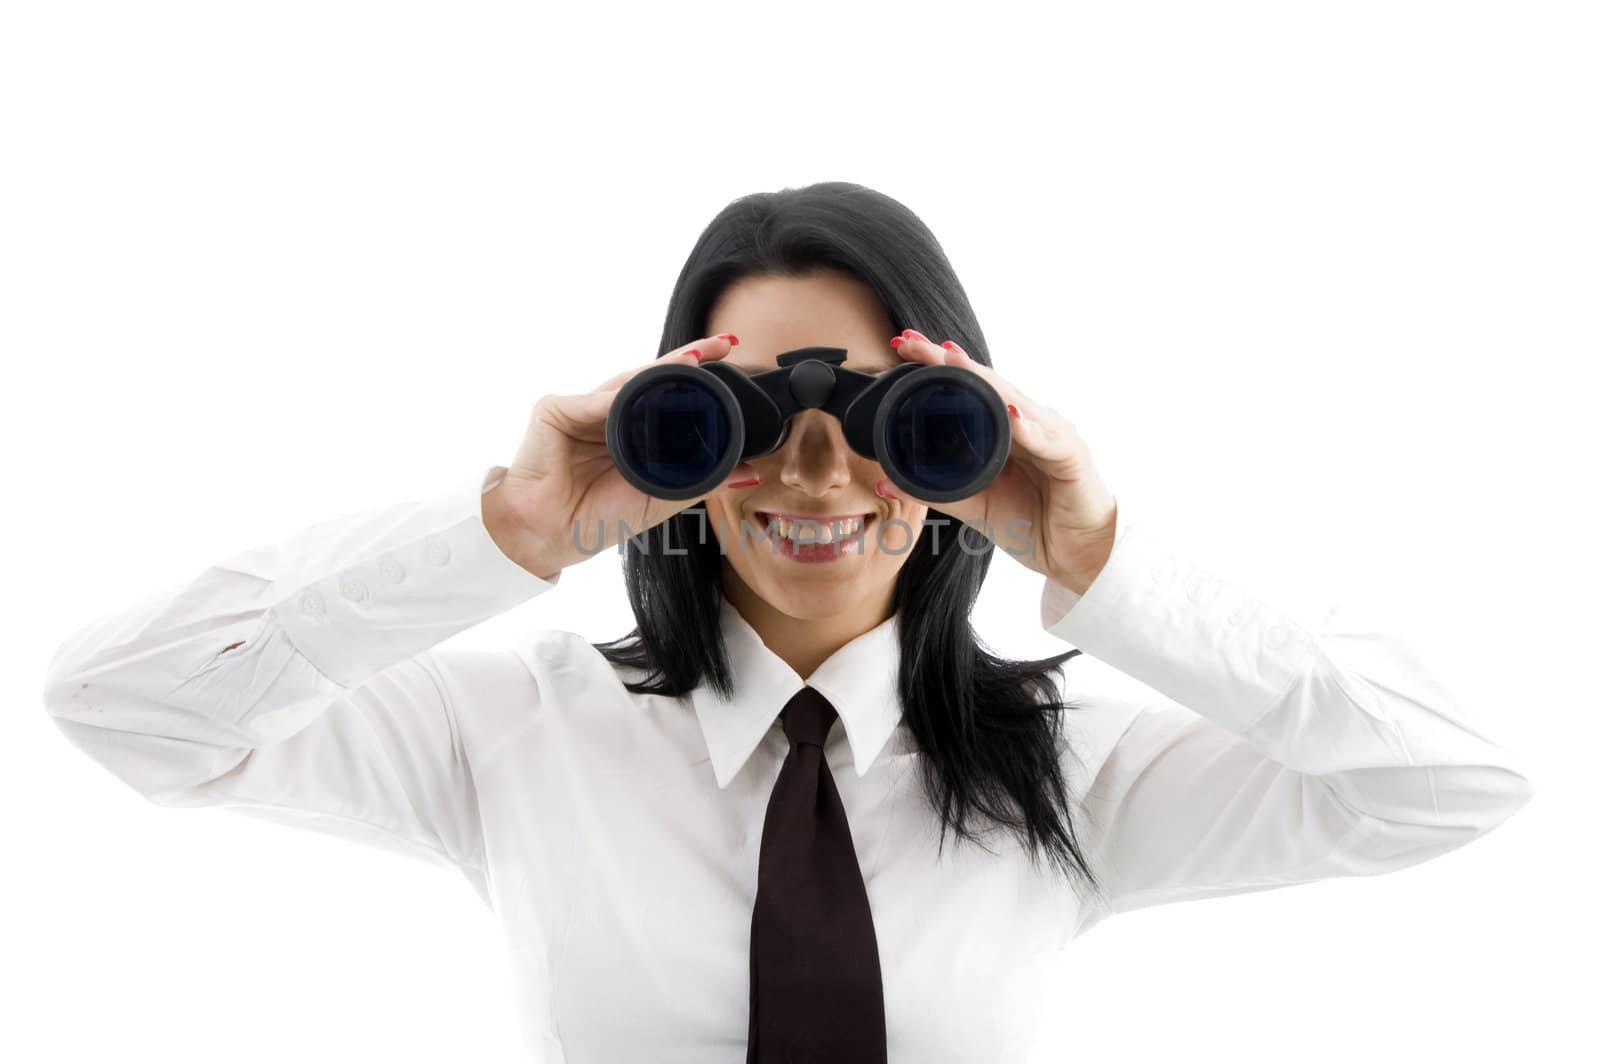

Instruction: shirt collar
[689,595,904,789]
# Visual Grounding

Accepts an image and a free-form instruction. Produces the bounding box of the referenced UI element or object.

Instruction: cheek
[873,504,928,557]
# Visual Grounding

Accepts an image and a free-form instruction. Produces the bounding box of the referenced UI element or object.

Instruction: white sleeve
[1040,507,1535,937]
[40,464,556,900]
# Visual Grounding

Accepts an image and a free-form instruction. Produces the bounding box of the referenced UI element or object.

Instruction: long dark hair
[593,181,1103,902]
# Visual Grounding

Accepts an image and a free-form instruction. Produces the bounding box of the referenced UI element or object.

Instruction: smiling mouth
[753,510,875,549]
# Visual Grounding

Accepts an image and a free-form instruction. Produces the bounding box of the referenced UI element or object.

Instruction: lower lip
[758,517,871,564]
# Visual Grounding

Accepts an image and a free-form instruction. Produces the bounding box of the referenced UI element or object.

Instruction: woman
[41,182,1534,1063]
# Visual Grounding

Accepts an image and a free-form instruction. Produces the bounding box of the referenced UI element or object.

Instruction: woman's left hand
[885,329,1119,596]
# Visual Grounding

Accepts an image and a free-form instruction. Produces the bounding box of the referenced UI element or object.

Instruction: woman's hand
[482,334,760,581]
[885,328,1119,596]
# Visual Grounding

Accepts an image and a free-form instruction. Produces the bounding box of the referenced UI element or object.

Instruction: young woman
[41,182,1534,1063]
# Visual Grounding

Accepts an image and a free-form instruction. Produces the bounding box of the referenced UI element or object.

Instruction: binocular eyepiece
[604,345,1011,503]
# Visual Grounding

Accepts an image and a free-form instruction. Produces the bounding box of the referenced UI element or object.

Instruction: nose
[775,410,853,497]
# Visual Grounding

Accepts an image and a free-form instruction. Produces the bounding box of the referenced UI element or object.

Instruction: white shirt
[41,464,1536,1063]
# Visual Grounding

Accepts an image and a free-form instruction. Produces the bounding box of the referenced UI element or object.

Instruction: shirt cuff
[269,464,559,688]
[1040,511,1323,735]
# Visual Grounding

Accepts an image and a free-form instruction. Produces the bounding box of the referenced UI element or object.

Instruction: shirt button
[380,558,406,584]
[425,537,451,566]
[339,577,368,602]
[299,589,326,618]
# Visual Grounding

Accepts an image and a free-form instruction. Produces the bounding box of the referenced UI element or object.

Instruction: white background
[4,2,1593,1061]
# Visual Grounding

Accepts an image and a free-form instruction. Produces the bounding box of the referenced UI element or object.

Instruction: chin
[755,579,865,620]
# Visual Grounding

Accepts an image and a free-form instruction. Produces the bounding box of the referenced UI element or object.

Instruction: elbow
[1320,760,1536,872]
[40,619,110,723]
[41,656,93,722]
[1413,762,1537,847]
[40,652,126,741]
[40,663,246,806]
[1476,763,1536,833]
[1407,762,1537,841]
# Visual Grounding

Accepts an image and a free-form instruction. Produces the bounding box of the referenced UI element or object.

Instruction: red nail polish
[718,334,739,346]
[875,478,898,499]
[729,476,760,488]
[906,329,928,342]
[941,341,958,350]
[687,349,703,362]
[888,337,904,349]
[1007,403,1021,420]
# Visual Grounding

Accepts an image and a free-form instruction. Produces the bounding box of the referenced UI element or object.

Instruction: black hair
[592,181,1103,903]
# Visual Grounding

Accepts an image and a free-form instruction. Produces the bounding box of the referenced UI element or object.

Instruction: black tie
[747,685,887,1063]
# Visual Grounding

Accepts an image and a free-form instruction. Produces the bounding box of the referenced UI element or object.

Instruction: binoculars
[604,345,1011,503]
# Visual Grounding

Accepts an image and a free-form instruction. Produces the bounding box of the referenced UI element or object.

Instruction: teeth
[769,515,865,545]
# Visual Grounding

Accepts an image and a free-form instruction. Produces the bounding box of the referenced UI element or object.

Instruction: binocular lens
[883,379,1002,495]
[613,378,733,492]
[606,352,1008,503]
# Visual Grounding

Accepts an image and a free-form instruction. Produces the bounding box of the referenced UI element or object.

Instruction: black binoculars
[604,345,1011,503]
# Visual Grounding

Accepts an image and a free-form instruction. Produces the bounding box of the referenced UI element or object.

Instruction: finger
[894,330,988,373]
[887,328,958,368]
[535,386,621,441]
[1005,402,1087,481]
[894,331,1028,407]
[590,333,740,393]
[661,332,738,367]
[593,366,637,392]
[911,334,1066,434]
[936,337,982,368]
[689,333,740,363]
[556,331,749,449]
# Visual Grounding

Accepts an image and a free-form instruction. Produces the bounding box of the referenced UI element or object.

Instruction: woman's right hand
[482,334,757,581]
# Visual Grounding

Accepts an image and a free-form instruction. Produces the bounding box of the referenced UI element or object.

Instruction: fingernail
[875,478,898,500]
[717,334,739,346]
[904,329,929,342]
[687,349,703,362]
[888,337,904,349]
[729,475,760,488]
[1007,403,1023,423]
[941,341,961,352]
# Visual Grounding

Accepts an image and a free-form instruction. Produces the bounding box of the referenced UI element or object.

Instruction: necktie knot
[779,686,837,749]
